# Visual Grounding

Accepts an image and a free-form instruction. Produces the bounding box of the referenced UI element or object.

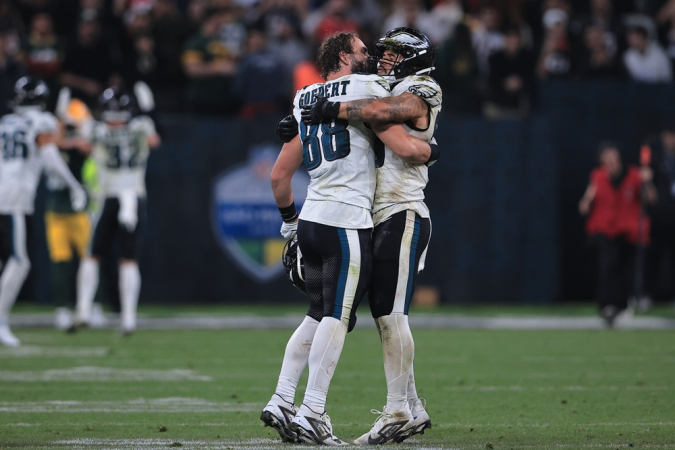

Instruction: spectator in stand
[484,27,535,119]
[311,0,359,43]
[267,15,308,80]
[569,0,624,60]
[623,24,672,83]
[233,26,288,118]
[646,119,675,303]
[536,8,574,79]
[59,18,120,108]
[576,24,626,80]
[150,0,189,111]
[435,22,481,115]
[429,0,464,45]
[471,6,505,82]
[579,141,657,327]
[382,0,439,45]
[182,8,238,115]
[18,13,64,91]
[0,27,24,115]
[292,41,321,93]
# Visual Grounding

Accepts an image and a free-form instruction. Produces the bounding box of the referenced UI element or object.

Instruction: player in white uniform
[0,77,86,346]
[74,87,160,335]
[261,32,433,445]
[301,27,441,444]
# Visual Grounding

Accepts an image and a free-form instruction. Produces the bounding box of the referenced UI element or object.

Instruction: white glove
[118,190,138,232]
[70,186,87,211]
[280,221,298,239]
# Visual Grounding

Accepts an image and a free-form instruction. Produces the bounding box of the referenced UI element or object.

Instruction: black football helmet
[13,76,50,110]
[369,27,435,79]
[98,87,136,122]
[282,238,306,294]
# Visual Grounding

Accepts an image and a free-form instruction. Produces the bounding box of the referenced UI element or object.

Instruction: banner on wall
[211,144,310,282]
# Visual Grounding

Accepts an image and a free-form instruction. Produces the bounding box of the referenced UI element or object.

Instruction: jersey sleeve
[392,75,442,108]
[363,75,391,99]
[32,111,58,135]
[130,115,157,137]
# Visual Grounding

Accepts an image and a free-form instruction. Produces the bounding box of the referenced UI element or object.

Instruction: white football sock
[407,366,420,402]
[120,262,141,330]
[76,258,99,323]
[275,315,320,402]
[377,314,414,412]
[299,316,347,414]
[0,257,31,325]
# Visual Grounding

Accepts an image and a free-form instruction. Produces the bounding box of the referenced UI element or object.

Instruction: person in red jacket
[579,141,657,326]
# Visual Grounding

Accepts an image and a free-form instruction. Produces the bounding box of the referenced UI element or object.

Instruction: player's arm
[147,133,161,149]
[303,93,428,126]
[341,93,427,124]
[578,183,596,216]
[38,132,87,211]
[271,136,304,238]
[56,121,92,155]
[371,122,435,164]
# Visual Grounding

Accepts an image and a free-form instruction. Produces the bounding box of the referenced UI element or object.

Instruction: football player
[0,76,87,347]
[47,96,95,331]
[261,32,436,445]
[301,27,441,444]
[74,87,160,335]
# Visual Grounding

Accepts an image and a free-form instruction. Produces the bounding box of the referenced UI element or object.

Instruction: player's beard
[350,56,367,74]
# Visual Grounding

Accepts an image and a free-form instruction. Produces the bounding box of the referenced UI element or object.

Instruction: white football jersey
[372,75,442,226]
[86,116,156,198]
[0,108,58,214]
[293,73,391,229]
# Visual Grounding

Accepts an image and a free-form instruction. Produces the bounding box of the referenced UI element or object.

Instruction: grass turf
[0,324,673,449]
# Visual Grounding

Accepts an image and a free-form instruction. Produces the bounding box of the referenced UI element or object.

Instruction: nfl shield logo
[212,144,309,282]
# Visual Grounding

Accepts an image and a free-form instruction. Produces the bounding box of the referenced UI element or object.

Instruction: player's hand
[276,115,299,143]
[70,186,87,212]
[301,96,340,125]
[280,220,298,239]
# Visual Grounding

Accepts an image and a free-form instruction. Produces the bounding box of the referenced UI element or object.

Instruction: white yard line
[0,398,258,413]
[9,314,675,330]
[0,366,211,382]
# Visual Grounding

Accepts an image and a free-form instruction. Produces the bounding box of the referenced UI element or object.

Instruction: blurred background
[8,0,675,308]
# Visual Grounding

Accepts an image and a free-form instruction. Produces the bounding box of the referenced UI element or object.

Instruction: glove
[70,186,87,211]
[276,115,299,143]
[280,220,298,239]
[118,190,138,232]
[301,96,340,125]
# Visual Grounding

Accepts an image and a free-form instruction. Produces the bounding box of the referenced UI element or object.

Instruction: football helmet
[98,87,136,122]
[369,27,435,80]
[13,76,50,110]
[282,238,306,294]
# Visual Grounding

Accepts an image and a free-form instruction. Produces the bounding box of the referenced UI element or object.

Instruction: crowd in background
[0,0,675,118]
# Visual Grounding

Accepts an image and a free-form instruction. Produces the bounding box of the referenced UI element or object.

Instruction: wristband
[426,142,440,165]
[279,203,298,223]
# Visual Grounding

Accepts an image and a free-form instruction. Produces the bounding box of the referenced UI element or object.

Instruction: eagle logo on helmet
[371,27,436,80]
[282,238,306,294]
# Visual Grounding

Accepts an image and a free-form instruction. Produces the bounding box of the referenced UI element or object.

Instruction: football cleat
[393,398,432,443]
[354,405,414,445]
[260,394,298,443]
[289,406,347,446]
[0,325,20,347]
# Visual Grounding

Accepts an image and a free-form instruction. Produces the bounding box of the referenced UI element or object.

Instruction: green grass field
[1,311,674,449]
